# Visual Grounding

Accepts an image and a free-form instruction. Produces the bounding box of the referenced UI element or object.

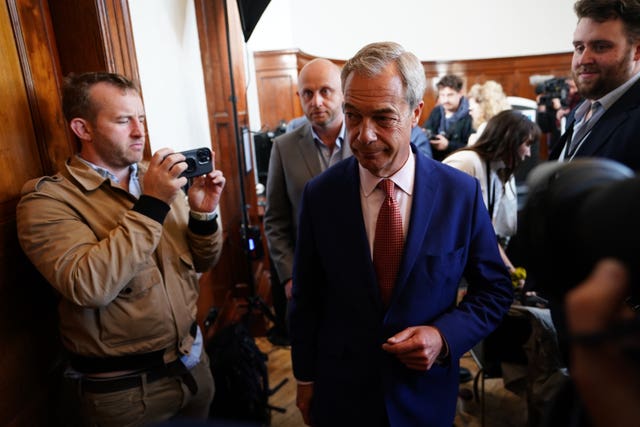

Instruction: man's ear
[412,100,424,126]
[69,118,92,141]
[634,41,640,61]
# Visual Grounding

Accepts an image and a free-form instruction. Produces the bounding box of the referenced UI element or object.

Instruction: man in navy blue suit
[289,41,513,427]
[549,0,640,171]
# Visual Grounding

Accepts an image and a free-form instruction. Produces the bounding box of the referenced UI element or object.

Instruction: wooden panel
[256,72,298,131]
[421,53,572,124]
[48,0,139,79]
[7,0,71,177]
[194,0,263,329]
[1,1,68,425]
[254,50,301,130]
[0,3,42,208]
[254,50,573,130]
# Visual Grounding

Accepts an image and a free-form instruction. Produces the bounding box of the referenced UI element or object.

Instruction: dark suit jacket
[423,105,473,161]
[549,78,640,172]
[289,146,513,427]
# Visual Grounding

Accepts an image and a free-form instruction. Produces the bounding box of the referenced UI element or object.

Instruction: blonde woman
[467,80,511,145]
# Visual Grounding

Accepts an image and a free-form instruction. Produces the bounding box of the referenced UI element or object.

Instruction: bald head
[297,58,344,131]
[298,59,341,91]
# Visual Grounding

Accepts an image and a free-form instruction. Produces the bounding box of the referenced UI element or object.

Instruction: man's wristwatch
[190,210,218,222]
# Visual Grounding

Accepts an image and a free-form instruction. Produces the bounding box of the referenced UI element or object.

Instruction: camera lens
[196,149,211,163]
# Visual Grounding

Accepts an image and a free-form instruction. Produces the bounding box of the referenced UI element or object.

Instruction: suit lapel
[578,109,629,156]
[295,124,323,178]
[335,159,387,308]
[577,79,640,157]
[392,151,439,303]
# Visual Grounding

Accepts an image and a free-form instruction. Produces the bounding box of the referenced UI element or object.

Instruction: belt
[80,359,198,395]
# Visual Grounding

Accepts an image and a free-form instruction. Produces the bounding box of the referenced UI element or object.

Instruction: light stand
[207,3,288,423]
[222,0,278,329]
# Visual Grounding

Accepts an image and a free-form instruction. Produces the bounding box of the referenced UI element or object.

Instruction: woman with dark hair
[444,109,541,280]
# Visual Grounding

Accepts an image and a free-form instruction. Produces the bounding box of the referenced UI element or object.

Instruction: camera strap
[486,160,496,219]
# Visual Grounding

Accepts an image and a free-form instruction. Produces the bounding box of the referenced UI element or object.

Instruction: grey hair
[341,41,427,109]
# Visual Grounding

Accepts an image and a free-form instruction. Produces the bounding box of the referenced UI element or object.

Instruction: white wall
[249,0,577,60]
[129,0,579,148]
[246,0,577,130]
[128,0,211,153]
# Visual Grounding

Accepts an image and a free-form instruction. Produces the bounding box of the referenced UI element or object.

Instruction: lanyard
[485,160,495,219]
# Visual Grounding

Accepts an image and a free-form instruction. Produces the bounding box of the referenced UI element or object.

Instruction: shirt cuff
[435,328,450,365]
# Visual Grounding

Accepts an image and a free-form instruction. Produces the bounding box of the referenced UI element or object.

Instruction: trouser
[269,257,289,337]
[66,351,214,427]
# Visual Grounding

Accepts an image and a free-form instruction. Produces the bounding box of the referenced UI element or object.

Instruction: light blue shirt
[311,121,347,170]
[76,155,142,197]
[181,326,203,369]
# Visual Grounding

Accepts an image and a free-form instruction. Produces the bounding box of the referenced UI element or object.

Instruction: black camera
[180,147,213,178]
[424,128,444,140]
[535,77,570,108]
[520,158,638,302]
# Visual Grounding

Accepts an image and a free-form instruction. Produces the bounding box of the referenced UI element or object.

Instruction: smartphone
[179,147,213,178]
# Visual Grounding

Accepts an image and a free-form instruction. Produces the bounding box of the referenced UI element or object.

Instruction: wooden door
[1,0,71,425]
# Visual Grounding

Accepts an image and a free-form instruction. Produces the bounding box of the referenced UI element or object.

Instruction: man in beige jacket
[17,72,225,426]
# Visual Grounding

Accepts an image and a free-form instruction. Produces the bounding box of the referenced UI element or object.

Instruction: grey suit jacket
[263,122,352,282]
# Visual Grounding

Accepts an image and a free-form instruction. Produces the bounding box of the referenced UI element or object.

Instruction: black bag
[207,321,271,425]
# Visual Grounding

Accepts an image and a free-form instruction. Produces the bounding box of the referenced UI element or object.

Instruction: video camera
[535,77,571,109]
[519,158,638,302]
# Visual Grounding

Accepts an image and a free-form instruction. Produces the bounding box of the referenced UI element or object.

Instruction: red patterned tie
[373,179,404,306]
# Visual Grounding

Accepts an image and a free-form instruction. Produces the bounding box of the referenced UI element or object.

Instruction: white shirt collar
[359,150,415,197]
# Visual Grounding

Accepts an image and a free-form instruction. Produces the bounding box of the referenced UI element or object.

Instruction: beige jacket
[16,156,223,362]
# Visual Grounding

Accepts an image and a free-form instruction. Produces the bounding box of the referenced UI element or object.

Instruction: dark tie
[567,101,601,157]
[373,179,404,306]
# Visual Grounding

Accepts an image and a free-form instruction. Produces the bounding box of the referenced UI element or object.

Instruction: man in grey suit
[264,58,352,341]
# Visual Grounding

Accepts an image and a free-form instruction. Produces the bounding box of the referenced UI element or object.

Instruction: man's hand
[143,148,188,205]
[565,259,639,427]
[429,134,449,151]
[296,383,314,426]
[556,107,571,121]
[566,259,632,336]
[187,150,225,213]
[382,326,444,371]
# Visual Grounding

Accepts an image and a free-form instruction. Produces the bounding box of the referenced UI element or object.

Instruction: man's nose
[578,47,596,65]
[358,118,377,143]
[130,119,145,137]
[310,92,324,106]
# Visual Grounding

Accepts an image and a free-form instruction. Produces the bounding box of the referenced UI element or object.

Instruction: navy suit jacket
[289,146,513,427]
[549,78,640,172]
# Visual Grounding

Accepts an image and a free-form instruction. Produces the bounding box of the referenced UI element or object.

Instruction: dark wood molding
[7,0,71,175]
[254,49,573,131]
[1,1,67,425]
